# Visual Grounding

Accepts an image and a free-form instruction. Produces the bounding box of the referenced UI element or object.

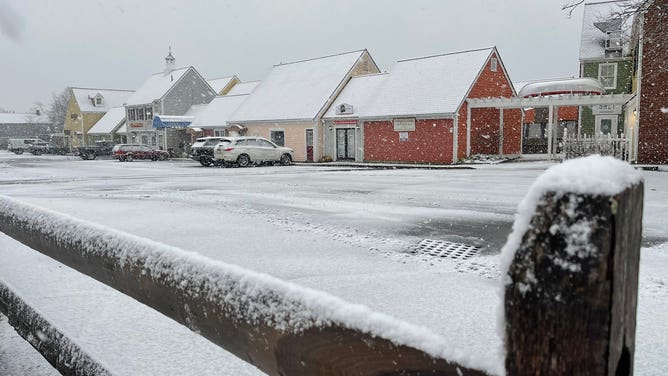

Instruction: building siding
[580,59,633,135]
[243,122,315,162]
[458,51,521,157]
[163,69,217,116]
[637,1,668,164]
[363,119,454,164]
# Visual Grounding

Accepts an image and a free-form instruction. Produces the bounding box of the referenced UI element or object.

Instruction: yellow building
[63,87,134,148]
[207,75,240,96]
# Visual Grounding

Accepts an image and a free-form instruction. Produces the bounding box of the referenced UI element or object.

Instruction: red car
[112,144,170,162]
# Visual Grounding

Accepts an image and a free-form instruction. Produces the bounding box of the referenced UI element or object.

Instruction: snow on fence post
[502,155,643,375]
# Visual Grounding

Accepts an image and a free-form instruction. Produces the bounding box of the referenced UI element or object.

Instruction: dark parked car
[78,141,117,160]
[190,137,226,167]
[112,144,170,162]
[28,142,67,155]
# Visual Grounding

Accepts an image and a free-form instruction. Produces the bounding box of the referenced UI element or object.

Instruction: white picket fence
[562,130,630,161]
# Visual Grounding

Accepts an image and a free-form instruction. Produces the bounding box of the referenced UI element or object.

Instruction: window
[490,58,498,72]
[137,108,145,121]
[270,130,285,146]
[141,135,148,145]
[145,107,153,119]
[257,139,274,148]
[95,96,102,106]
[598,63,617,89]
[128,109,136,121]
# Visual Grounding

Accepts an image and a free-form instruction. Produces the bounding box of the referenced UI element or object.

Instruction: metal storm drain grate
[411,239,480,260]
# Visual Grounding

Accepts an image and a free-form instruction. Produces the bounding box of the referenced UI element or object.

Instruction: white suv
[213,137,294,167]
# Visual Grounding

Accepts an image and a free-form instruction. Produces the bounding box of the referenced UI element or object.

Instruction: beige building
[63,87,134,148]
[228,50,379,162]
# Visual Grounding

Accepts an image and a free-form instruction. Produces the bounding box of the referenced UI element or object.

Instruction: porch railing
[562,130,630,161]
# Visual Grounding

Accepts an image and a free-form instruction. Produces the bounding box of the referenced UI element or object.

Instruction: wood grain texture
[504,183,643,376]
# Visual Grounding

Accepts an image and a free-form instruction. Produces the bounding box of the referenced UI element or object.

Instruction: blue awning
[153,115,193,129]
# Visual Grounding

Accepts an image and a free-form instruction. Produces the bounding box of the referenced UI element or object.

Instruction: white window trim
[269,128,286,146]
[598,63,618,90]
[595,115,618,136]
[490,58,498,72]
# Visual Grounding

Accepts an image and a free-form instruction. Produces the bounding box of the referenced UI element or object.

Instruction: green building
[579,1,636,136]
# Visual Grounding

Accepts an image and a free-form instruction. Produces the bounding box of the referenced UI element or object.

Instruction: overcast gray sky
[0,0,584,112]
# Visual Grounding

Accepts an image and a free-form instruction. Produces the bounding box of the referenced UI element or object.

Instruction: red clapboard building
[322,47,521,164]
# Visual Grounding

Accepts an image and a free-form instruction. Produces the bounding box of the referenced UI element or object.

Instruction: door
[336,128,355,160]
[305,129,314,162]
[596,115,618,136]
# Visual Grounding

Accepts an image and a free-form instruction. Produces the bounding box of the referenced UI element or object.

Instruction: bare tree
[47,87,70,132]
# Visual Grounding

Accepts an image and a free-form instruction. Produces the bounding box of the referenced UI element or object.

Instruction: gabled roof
[184,103,208,118]
[0,112,50,124]
[323,73,388,119]
[125,67,191,106]
[360,47,495,118]
[226,81,260,96]
[207,75,239,94]
[190,94,250,129]
[71,87,134,113]
[230,50,370,123]
[87,106,126,134]
[580,1,634,60]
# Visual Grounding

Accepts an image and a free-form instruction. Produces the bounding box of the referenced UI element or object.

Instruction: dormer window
[94,94,103,107]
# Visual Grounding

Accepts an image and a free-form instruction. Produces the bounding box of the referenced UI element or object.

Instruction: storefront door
[336,128,355,160]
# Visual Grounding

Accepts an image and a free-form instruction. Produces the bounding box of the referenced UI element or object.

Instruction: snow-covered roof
[323,73,388,119]
[189,94,249,129]
[207,76,238,94]
[361,47,495,118]
[184,103,208,118]
[125,67,191,106]
[579,1,634,60]
[226,81,260,96]
[0,112,50,124]
[230,50,368,122]
[87,106,126,134]
[71,88,134,113]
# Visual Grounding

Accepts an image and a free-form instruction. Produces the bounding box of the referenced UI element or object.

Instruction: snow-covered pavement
[0,152,666,375]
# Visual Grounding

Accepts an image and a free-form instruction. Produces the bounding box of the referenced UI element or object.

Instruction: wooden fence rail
[0,157,644,376]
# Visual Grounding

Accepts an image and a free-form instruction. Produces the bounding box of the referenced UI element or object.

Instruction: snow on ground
[0,152,666,375]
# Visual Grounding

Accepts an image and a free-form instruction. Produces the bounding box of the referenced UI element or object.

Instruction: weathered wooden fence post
[504,157,643,375]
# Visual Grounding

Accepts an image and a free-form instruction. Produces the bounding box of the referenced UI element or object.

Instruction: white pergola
[466,93,634,159]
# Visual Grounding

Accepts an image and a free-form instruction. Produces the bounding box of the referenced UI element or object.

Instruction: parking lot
[1,152,667,375]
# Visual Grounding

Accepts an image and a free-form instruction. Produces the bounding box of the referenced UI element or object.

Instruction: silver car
[213,137,294,167]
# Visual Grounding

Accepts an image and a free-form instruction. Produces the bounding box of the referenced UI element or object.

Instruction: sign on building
[592,104,622,115]
[393,118,415,131]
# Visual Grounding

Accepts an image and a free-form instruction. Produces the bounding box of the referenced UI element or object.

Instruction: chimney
[35,109,41,116]
[164,46,176,74]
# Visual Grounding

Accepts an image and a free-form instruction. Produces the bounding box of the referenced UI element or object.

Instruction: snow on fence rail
[562,130,630,161]
[0,156,644,376]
